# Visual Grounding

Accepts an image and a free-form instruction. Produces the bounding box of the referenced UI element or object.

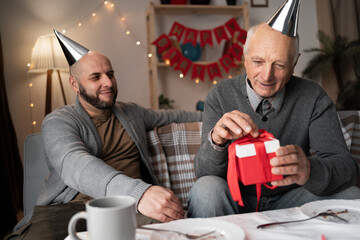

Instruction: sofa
[146,110,360,209]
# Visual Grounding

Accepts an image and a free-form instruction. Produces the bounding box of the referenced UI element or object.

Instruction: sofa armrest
[146,122,202,209]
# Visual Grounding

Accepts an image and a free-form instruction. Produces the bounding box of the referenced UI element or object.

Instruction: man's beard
[78,83,117,110]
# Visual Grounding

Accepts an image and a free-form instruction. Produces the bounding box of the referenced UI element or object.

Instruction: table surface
[67,199,360,240]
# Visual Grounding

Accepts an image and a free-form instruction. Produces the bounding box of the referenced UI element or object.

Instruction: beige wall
[0,0,319,163]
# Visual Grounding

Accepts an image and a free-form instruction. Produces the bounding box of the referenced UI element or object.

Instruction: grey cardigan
[195,74,358,196]
[37,97,201,208]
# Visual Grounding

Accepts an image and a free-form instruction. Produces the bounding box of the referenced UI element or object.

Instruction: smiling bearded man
[11,30,202,238]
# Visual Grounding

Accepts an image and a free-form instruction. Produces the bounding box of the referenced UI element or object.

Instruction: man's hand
[137,186,184,222]
[212,110,259,146]
[270,145,310,186]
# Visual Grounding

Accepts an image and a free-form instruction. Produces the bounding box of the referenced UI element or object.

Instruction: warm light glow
[30,103,34,107]
[104,1,108,4]
[121,17,125,22]
[62,29,66,33]
[32,121,37,126]
[110,3,114,8]
[165,59,170,65]
[136,41,141,46]
[228,75,232,79]
[213,80,218,85]
[28,34,68,72]
[126,30,131,35]
[28,83,33,87]
[78,22,82,27]
[148,53,152,58]
[195,79,200,83]
[179,74,184,78]
[27,63,31,67]
[92,12,96,17]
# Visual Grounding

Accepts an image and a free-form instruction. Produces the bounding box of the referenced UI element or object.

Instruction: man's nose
[261,64,274,81]
[101,74,113,86]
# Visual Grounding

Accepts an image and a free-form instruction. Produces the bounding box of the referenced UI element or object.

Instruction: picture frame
[251,0,269,7]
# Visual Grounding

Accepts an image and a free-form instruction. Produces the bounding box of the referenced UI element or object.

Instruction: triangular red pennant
[162,46,182,66]
[191,64,206,82]
[225,18,241,37]
[237,28,247,45]
[219,54,236,73]
[183,28,198,47]
[174,56,192,76]
[229,43,243,62]
[207,62,222,81]
[169,22,186,42]
[151,34,172,54]
[213,25,229,44]
[199,30,213,47]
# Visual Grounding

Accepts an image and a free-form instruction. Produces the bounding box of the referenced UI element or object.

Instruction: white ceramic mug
[68,196,136,240]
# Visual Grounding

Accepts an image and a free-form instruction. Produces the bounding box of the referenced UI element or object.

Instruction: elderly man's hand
[270,145,310,186]
[212,110,259,146]
[137,186,184,222]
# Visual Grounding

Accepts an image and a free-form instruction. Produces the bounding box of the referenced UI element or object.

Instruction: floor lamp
[28,34,68,115]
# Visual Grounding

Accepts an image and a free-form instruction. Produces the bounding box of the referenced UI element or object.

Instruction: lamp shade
[28,34,68,73]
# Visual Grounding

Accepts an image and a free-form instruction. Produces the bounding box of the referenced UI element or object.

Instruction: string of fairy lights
[26,0,151,130]
[26,0,231,130]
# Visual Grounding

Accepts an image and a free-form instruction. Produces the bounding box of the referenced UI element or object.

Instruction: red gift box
[227,130,283,211]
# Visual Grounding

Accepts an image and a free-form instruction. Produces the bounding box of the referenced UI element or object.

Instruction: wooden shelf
[157,61,244,67]
[152,3,247,16]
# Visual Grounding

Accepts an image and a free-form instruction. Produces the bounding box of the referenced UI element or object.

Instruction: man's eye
[253,61,263,65]
[91,76,100,80]
[275,64,286,69]
[107,73,114,78]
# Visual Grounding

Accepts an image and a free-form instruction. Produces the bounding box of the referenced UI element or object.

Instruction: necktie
[258,99,273,116]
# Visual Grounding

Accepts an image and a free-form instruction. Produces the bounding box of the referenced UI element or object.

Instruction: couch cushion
[146,122,202,209]
[337,111,360,186]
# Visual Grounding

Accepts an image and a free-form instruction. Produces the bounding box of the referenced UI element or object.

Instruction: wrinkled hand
[270,145,310,186]
[137,186,184,222]
[212,110,259,146]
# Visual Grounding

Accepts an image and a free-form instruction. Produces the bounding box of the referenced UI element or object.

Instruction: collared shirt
[246,76,285,114]
[209,76,285,151]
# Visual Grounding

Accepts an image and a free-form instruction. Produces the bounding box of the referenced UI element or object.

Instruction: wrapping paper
[227,130,283,210]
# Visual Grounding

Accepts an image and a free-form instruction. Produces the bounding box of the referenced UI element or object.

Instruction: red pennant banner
[207,62,222,81]
[199,30,213,47]
[229,43,244,62]
[169,22,186,41]
[174,56,192,76]
[152,18,247,82]
[183,28,198,47]
[152,34,172,54]
[237,28,248,45]
[214,25,229,44]
[225,18,241,37]
[191,64,206,82]
[219,54,236,73]
[162,46,182,66]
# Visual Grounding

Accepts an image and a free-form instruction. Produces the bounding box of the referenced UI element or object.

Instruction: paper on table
[217,205,360,240]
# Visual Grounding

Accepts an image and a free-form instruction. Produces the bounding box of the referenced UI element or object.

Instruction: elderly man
[12,31,201,237]
[187,1,360,218]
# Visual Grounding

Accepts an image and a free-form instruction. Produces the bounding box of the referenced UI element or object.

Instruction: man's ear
[69,76,79,93]
[293,53,301,67]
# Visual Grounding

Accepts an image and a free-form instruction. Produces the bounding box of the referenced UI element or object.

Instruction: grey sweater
[195,74,358,196]
[37,97,202,207]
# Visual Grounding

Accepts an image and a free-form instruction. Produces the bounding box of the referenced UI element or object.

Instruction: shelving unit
[146,2,249,109]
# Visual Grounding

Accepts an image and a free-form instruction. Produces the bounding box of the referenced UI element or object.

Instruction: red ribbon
[227,130,280,211]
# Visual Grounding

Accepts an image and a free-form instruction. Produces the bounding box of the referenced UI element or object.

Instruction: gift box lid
[235,138,280,158]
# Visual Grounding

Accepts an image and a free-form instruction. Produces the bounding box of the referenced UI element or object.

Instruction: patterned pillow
[146,122,202,209]
[337,111,360,186]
